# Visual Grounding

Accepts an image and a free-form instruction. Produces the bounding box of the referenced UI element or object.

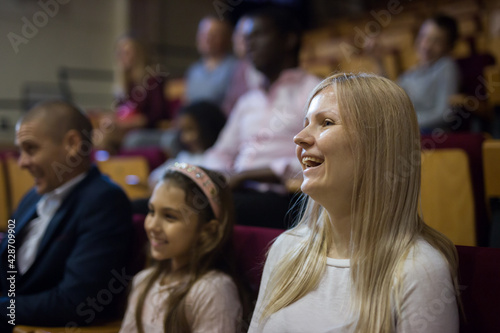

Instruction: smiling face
[145,180,200,270]
[294,87,355,204]
[16,121,72,194]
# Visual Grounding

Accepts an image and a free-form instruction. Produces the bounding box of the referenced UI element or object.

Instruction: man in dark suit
[0,101,133,331]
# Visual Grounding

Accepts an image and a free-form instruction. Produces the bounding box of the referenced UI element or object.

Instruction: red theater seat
[233,225,284,292]
[16,222,499,332]
[230,227,500,333]
[129,214,149,275]
[456,245,500,333]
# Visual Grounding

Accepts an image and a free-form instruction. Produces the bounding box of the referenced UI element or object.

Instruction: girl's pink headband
[168,162,221,219]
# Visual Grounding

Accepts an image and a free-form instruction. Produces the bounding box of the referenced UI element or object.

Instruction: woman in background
[114,34,170,130]
[97,34,171,154]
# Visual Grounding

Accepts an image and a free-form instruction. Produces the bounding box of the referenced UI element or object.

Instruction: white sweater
[249,232,459,333]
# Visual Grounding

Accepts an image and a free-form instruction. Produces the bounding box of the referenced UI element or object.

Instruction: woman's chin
[150,250,169,262]
[301,180,322,198]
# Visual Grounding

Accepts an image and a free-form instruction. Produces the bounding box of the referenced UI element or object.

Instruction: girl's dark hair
[134,167,250,333]
[179,101,227,151]
[430,14,458,49]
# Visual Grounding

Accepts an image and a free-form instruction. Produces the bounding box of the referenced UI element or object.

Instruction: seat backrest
[483,139,500,247]
[421,149,476,245]
[484,65,500,106]
[483,140,500,198]
[97,156,150,200]
[164,78,185,117]
[456,53,496,98]
[421,133,488,246]
[339,53,400,81]
[129,214,149,276]
[377,28,418,71]
[232,225,285,293]
[456,245,500,333]
[117,147,167,171]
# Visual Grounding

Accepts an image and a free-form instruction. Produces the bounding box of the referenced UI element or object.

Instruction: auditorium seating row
[1,135,500,247]
[300,0,500,76]
[13,222,500,333]
[299,0,500,135]
[0,147,167,229]
[162,1,500,135]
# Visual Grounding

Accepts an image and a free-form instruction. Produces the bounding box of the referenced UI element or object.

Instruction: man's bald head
[19,100,93,148]
[16,100,94,194]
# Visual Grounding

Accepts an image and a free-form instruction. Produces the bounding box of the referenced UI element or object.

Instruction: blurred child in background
[148,101,226,189]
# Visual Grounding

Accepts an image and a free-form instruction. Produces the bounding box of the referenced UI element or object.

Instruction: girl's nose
[144,213,161,232]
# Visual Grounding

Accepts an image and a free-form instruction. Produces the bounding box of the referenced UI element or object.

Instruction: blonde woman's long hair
[260,73,459,332]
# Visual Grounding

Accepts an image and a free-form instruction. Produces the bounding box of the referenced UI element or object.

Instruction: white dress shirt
[17,172,87,275]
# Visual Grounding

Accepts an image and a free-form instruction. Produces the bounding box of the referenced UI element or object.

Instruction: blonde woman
[96,35,171,154]
[113,34,170,129]
[249,73,459,332]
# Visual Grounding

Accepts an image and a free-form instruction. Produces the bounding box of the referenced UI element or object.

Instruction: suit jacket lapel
[15,205,38,235]
[0,204,37,255]
[34,166,98,259]
[0,201,37,288]
[34,203,70,259]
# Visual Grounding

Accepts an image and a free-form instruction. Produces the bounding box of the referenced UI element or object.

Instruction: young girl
[120,163,244,333]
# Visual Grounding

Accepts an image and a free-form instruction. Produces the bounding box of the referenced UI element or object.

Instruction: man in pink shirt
[203,6,320,229]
